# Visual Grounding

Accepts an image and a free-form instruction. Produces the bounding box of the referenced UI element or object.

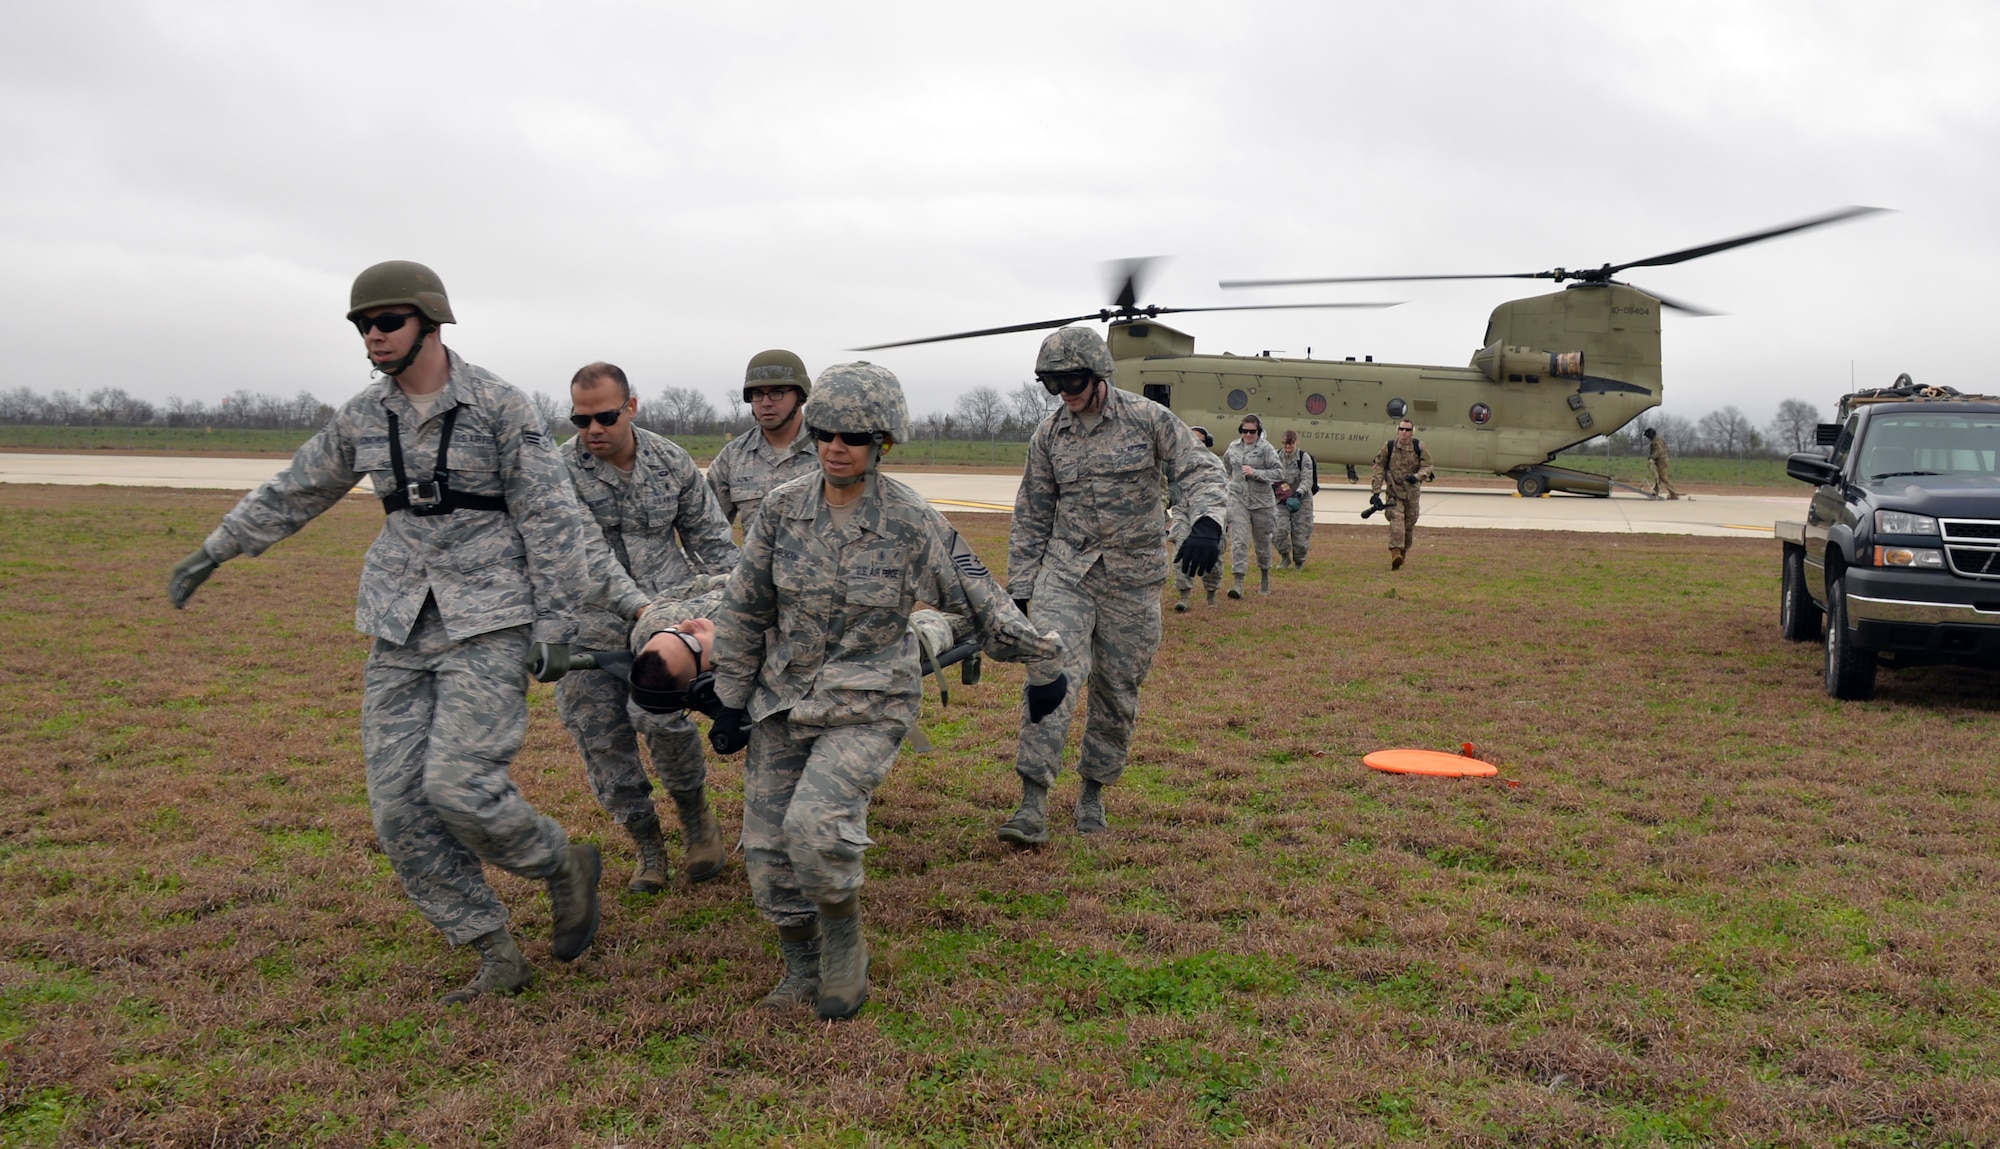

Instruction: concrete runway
[0,452,1802,539]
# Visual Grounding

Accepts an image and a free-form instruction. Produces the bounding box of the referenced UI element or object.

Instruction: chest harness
[380,406,510,516]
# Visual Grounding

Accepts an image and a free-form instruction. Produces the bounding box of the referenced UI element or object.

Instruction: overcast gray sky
[4,1,1995,424]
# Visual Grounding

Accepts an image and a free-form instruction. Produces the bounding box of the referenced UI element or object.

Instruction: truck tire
[1781,547,1822,642]
[1823,574,1877,700]
[1516,473,1547,497]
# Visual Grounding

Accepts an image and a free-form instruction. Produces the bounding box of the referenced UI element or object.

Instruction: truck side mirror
[1786,452,1841,487]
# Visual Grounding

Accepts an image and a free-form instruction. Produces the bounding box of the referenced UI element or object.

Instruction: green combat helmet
[744,349,811,403]
[348,260,453,377]
[801,362,908,491]
[1035,326,1116,382]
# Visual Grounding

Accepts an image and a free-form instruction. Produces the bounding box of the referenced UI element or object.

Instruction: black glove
[1174,517,1222,577]
[709,706,751,754]
[1025,673,1068,723]
[167,547,218,609]
[1013,598,1031,616]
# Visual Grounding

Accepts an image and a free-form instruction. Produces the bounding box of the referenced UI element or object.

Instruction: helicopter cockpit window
[1305,393,1326,416]
[1386,398,1408,419]
[1226,389,1248,411]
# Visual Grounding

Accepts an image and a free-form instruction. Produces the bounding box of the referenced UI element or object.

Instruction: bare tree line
[1613,398,1825,459]
[0,386,335,430]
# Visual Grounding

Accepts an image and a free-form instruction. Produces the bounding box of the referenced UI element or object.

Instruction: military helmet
[348,261,454,324]
[1643,427,1657,439]
[802,362,908,443]
[1035,326,1115,381]
[743,349,811,402]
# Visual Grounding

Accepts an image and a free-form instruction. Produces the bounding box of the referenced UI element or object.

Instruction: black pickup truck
[1776,395,2000,699]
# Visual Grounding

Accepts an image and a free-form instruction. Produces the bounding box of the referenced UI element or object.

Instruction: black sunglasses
[352,311,421,335]
[1238,426,1258,434]
[569,408,625,428]
[811,427,878,447]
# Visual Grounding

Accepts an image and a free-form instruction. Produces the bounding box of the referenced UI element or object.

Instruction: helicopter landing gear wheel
[1516,473,1548,497]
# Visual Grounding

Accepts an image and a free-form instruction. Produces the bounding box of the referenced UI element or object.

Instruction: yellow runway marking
[1723,524,1775,532]
[930,498,1015,512]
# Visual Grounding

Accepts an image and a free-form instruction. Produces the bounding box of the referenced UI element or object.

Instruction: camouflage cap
[1035,326,1115,380]
[802,362,909,442]
[348,260,454,324]
[744,349,811,401]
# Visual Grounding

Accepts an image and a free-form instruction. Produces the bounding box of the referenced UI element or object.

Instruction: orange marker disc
[1363,749,1499,778]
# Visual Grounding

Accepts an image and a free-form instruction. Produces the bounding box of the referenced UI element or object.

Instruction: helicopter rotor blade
[849,313,1107,351]
[1624,284,1724,317]
[1139,301,1402,317]
[1605,205,1888,275]
[1220,272,1547,289]
[1106,256,1163,311]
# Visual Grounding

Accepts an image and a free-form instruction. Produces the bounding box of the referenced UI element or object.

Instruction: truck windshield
[1856,412,2000,479]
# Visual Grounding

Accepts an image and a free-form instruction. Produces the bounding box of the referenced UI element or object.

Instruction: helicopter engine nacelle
[1472,341,1585,384]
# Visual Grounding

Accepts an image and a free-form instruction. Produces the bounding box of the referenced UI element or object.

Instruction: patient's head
[629,619,717,713]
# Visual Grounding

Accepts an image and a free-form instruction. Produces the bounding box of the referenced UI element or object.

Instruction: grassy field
[3,488,1998,1146]
[1551,451,1793,490]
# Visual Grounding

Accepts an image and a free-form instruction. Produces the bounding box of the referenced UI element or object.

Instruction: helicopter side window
[1386,398,1407,419]
[1470,403,1492,425]
[1226,389,1248,411]
[1305,393,1326,416]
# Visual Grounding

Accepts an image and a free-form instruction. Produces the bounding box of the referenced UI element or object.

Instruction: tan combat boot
[440,929,533,1004]
[625,813,668,894]
[759,921,821,1009]
[671,786,725,884]
[1390,548,1405,571]
[546,843,602,963]
[816,895,869,1021]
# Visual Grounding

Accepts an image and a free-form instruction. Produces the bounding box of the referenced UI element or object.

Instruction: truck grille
[1942,519,2000,578]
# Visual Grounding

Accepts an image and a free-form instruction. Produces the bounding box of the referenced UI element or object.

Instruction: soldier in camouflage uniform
[165,261,602,1005]
[1003,327,1226,844]
[707,350,820,535]
[1171,426,1227,611]
[1221,413,1284,597]
[1274,429,1317,569]
[558,362,740,894]
[1370,419,1434,570]
[707,362,1063,1020]
[1644,427,1680,499]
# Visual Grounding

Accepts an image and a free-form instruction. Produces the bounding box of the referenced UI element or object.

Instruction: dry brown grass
[3,485,1998,1147]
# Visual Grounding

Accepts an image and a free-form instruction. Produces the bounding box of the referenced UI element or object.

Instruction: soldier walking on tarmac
[165,261,603,1004]
[1171,426,1227,611]
[707,351,820,534]
[1275,429,1317,570]
[1002,327,1226,844]
[706,363,1063,1019]
[557,362,740,893]
[1222,413,1283,597]
[1371,419,1434,570]
[1644,427,1681,499]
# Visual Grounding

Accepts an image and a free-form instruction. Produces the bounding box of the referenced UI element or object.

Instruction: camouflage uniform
[558,427,738,829]
[706,425,819,535]
[1648,433,1680,498]
[714,470,1059,928]
[200,350,589,945]
[1010,385,1226,791]
[1371,437,1432,556]
[1275,444,1317,566]
[1170,445,1228,598]
[1222,432,1284,576]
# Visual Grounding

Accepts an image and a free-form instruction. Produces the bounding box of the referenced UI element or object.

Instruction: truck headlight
[1875,510,1939,535]
[1874,545,1946,568]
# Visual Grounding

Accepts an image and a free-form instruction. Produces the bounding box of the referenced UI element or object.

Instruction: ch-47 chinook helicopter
[858,207,1883,496]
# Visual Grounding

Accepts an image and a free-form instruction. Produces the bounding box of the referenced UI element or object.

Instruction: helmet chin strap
[370,321,434,378]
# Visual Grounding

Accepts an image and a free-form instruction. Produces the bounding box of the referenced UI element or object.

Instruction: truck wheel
[1517,473,1547,497]
[1781,547,1822,642]
[1823,574,1878,700]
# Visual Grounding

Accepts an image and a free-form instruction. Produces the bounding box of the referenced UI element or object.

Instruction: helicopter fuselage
[1110,282,1664,481]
